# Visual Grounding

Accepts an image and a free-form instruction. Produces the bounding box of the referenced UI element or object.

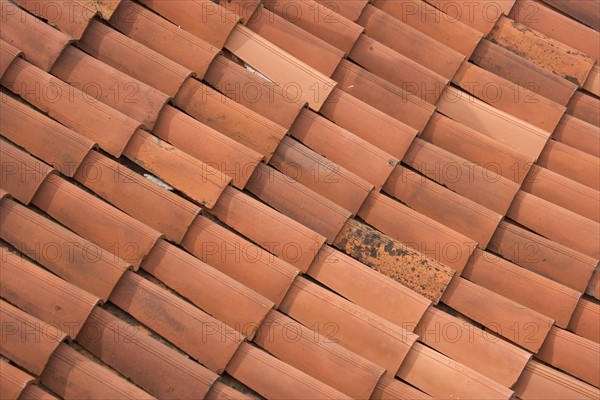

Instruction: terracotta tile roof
[1,0,599,398]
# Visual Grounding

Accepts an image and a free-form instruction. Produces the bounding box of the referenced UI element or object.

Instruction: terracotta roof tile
[540,0,599,31]
[1,58,140,157]
[19,383,59,400]
[397,342,514,399]
[471,39,578,106]
[289,108,397,189]
[122,129,231,208]
[441,277,555,352]
[79,20,192,96]
[0,95,94,177]
[0,300,66,375]
[280,276,418,376]
[205,380,252,400]
[371,0,483,57]
[416,306,531,387]
[552,114,600,158]
[264,0,363,54]
[331,220,454,304]
[137,0,239,48]
[463,248,581,328]
[41,344,155,399]
[429,0,514,33]
[254,310,385,399]
[358,191,476,273]
[246,7,344,77]
[384,165,502,247]
[182,215,299,306]
[270,137,373,214]
[587,268,600,300]
[81,0,121,20]
[0,138,54,204]
[0,0,71,71]
[332,59,435,132]
[537,139,600,190]
[1,197,128,300]
[73,150,200,243]
[109,0,219,78]
[31,176,161,268]
[0,244,99,337]
[51,46,169,129]
[224,24,337,110]
[568,298,600,343]
[225,342,351,399]
[567,91,600,127]
[372,376,433,400]
[313,0,369,21]
[217,0,260,24]
[583,63,600,96]
[490,220,598,292]
[209,186,326,271]
[174,78,286,162]
[0,359,35,400]
[358,5,464,79]
[0,40,22,78]
[142,240,273,339]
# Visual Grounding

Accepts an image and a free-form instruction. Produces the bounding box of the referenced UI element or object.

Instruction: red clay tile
[246,163,351,243]
[470,39,578,106]
[0,39,22,78]
[138,0,239,48]
[349,34,448,104]
[441,277,555,352]
[568,298,600,343]
[0,359,35,400]
[204,55,305,129]
[74,150,200,243]
[567,91,600,127]
[403,138,521,215]
[420,112,532,184]
[537,326,599,387]
[50,46,169,130]
[14,0,97,40]
[384,165,502,247]
[331,220,454,304]
[109,0,219,78]
[1,198,128,300]
[79,20,191,97]
[372,376,433,400]
[246,7,344,77]
[320,88,418,158]
[0,94,94,177]
[289,108,397,189]
[182,215,299,306]
[540,0,599,31]
[31,175,161,268]
[254,310,385,399]
[41,344,155,399]
[218,0,260,23]
[142,239,273,339]
[270,137,373,214]
[122,129,231,208]
[510,0,600,60]
[209,186,326,271]
[397,342,514,400]
[488,16,595,87]
[0,300,66,375]
[0,0,71,71]
[224,24,337,111]
[109,271,243,374]
[358,5,464,79]
[452,61,566,132]
[332,59,435,132]
[153,104,262,189]
[174,78,287,162]
[77,306,219,398]
[205,380,252,400]
[537,139,600,190]
[463,248,581,327]
[552,114,600,158]
[587,268,600,300]
[82,0,122,19]
[521,165,599,222]
[437,86,551,161]
[0,138,54,205]
[426,0,514,34]
[19,384,59,400]
[507,191,600,259]
[264,0,363,54]
[313,0,368,21]
[358,191,476,273]
[371,0,483,57]
[583,63,600,96]
[514,359,599,399]
[1,58,140,157]
[0,243,99,337]
[416,307,531,387]
[226,342,351,399]
[489,220,598,293]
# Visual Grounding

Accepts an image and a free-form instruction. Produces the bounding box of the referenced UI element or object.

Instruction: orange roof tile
[0,359,35,400]
[14,0,98,39]
[552,114,600,158]
[568,298,600,343]
[0,39,22,77]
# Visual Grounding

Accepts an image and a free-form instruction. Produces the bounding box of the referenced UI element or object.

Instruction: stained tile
[566,91,600,127]
[568,298,600,343]
[0,359,35,400]
[0,39,22,78]
[552,114,600,158]
[13,0,98,39]
[583,63,600,96]
[313,0,368,21]
[540,0,599,31]
[82,0,122,19]
[372,376,433,400]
